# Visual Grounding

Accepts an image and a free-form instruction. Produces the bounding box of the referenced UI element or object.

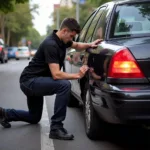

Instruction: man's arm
[49,63,89,80]
[71,39,103,50]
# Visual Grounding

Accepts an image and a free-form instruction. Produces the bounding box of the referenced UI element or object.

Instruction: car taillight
[0,46,2,52]
[15,51,18,56]
[108,49,144,78]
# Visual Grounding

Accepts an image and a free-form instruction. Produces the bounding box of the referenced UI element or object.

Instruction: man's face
[62,28,77,44]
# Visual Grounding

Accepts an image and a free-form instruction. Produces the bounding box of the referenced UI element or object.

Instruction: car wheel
[83,87,106,140]
[67,92,79,107]
[1,56,5,64]
[16,58,19,60]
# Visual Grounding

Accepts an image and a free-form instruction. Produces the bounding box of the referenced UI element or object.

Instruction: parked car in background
[30,49,37,57]
[15,46,30,60]
[65,0,150,140]
[0,38,8,63]
[7,47,18,59]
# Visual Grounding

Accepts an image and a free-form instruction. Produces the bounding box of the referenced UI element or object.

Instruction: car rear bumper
[16,55,30,58]
[91,84,150,125]
[111,92,150,124]
[8,53,16,58]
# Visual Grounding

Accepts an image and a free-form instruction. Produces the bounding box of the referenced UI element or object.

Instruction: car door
[67,11,97,94]
[71,6,107,98]
[88,7,111,105]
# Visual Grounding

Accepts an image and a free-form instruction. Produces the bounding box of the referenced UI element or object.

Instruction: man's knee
[59,80,71,89]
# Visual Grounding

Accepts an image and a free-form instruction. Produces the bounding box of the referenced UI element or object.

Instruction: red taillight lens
[15,51,18,56]
[0,46,2,52]
[108,49,144,78]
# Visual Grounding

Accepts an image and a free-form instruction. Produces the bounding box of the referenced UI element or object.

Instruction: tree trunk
[0,14,5,42]
[7,29,10,46]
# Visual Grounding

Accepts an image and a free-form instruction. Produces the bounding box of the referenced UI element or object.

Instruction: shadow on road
[106,125,150,149]
[76,106,150,149]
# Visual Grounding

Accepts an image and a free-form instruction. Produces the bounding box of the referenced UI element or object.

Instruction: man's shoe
[0,107,11,128]
[49,128,74,140]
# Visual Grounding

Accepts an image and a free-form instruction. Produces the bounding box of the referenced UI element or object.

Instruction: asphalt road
[0,59,150,150]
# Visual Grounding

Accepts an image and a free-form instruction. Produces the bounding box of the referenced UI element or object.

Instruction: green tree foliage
[51,6,76,30]
[0,0,29,13]
[79,3,95,28]
[26,27,42,49]
[87,0,111,7]
[0,3,39,46]
[49,2,95,34]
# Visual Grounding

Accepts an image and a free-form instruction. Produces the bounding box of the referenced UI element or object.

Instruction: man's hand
[90,39,103,48]
[77,65,89,78]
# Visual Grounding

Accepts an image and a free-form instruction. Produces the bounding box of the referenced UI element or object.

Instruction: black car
[0,39,8,63]
[65,0,150,140]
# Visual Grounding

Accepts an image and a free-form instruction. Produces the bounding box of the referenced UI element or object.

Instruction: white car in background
[15,46,30,60]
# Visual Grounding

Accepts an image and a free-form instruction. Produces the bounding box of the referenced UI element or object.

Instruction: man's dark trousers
[5,77,71,130]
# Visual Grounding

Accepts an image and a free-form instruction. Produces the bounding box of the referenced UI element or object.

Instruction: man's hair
[60,18,80,34]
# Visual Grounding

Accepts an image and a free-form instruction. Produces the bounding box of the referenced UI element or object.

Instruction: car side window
[77,10,98,42]
[92,8,108,41]
[84,7,106,43]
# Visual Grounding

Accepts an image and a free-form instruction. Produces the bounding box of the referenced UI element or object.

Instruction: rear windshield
[8,47,17,51]
[18,48,28,51]
[110,2,150,38]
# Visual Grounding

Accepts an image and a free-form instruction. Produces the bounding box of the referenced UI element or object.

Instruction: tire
[67,92,79,107]
[16,58,19,60]
[1,56,5,63]
[83,85,106,140]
